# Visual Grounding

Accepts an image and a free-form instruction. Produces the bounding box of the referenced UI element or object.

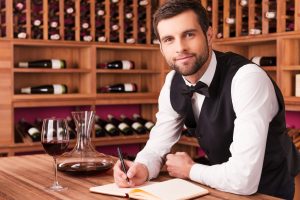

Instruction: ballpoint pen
[117,147,130,182]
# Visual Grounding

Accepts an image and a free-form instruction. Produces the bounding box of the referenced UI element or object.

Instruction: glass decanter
[57,111,114,175]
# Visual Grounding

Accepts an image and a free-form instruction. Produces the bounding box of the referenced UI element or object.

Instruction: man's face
[158,10,210,76]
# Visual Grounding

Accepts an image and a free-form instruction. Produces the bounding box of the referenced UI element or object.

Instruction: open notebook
[89,178,209,200]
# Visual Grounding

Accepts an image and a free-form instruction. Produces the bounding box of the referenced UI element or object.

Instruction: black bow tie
[182,81,210,98]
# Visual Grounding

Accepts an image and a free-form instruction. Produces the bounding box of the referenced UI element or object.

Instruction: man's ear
[206,26,213,45]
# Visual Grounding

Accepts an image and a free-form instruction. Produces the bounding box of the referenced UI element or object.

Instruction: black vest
[170,51,300,197]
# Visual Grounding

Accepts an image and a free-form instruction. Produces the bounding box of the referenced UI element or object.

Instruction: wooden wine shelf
[96,92,159,105]
[13,94,95,108]
[97,69,161,74]
[14,68,91,73]
[261,66,277,71]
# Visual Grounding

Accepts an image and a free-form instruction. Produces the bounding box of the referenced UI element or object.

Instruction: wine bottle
[251,56,276,66]
[17,119,41,142]
[14,27,27,39]
[64,15,75,28]
[225,17,235,25]
[107,114,133,135]
[95,124,106,137]
[49,16,59,28]
[34,117,43,131]
[97,60,134,69]
[31,27,43,39]
[139,0,149,6]
[249,28,261,35]
[240,0,247,7]
[18,59,66,69]
[48,30,60,40]
[14,0,25,12]
[132,114,154,131]
[265,11,276,19]
[98,83,137,93]
[66,116,76,139]
[80,31,93,42]
[64,29,75,40]
[120,114,147,135]
[20,84,68,94]
[125,37,135,44]
[65,0,75,14]
[95,115,119,136]
[110,32,119,42]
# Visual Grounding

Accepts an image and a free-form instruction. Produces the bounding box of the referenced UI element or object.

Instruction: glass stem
[53,157,59,186]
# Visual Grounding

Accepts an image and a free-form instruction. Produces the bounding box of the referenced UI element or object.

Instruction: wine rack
[0,0,159,44]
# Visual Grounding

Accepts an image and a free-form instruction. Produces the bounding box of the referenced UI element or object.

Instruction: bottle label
[124,83,135,92]
[249,28,261,35]
[53,84,66,94]
[132,122,142,130]
[118,123,129,130]
[225,18,235,24]
[145,122,154,130]
[28,127,39,136]
[51,59,64,69]
[105,124,115,132]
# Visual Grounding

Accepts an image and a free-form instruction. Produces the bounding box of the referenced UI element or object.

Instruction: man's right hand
[113,160,149,188]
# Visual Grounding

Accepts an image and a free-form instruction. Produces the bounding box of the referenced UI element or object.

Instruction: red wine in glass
[41,118,69,191]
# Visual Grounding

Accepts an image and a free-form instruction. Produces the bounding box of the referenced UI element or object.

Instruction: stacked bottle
[249,0,262,35]
[286,0,295,32]
[225,0,236,37]
[15,119,41,142]
[30,0,43,39]
[216,1,223,39]
[137,0,148,44]
[13,0,27,39]
[64,0,75,41]
[80,0,92,42]
[240,0,249,36]
[265,0,276,33]
[95,0,106,42]
[48,0,60,40]
[0,0,6,37]
[124,0,135,44]
[151,0,159,44]
[110,0,120,42]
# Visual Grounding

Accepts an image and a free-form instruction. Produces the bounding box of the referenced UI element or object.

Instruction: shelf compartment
[96,92,159,105]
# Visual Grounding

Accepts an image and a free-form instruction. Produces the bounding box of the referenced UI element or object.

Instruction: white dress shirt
[135,51,279,195]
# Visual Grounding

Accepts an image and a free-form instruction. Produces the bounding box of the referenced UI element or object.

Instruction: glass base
[46,182,68,192]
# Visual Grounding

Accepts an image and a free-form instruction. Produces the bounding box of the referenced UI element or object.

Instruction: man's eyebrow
[160,29,198,41]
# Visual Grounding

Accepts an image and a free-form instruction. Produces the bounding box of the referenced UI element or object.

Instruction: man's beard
[170,44,209,76]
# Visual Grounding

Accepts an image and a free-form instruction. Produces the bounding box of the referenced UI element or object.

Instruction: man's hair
[153,0,210,40]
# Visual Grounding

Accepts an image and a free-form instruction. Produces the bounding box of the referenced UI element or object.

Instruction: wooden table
[0,154,280,200]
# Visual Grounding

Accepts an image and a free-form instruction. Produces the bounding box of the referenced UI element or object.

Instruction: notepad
[89,178,209,200]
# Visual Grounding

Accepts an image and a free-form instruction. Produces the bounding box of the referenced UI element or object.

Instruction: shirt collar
[183,51,216,87]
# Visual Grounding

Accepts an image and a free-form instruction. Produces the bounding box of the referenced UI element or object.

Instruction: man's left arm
[168,64,279,195]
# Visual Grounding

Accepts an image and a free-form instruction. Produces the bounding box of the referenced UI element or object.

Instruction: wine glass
[41,118,70,191]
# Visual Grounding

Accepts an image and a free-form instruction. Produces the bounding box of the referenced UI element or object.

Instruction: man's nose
[175,39,188,53]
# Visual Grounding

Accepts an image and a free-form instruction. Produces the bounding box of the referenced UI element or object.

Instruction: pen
[117,147,130,182]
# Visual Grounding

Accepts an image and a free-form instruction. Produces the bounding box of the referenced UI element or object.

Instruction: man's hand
[113,160,149,187]
[166,152,195,179]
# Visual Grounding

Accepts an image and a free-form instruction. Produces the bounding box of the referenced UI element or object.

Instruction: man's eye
[186,32,195,37]
[163,38,172,43]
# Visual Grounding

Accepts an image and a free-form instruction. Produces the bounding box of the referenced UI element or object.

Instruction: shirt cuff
[189,163,210,185]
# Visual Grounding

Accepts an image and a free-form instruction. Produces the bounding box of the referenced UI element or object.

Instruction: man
[113,0,300,199]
